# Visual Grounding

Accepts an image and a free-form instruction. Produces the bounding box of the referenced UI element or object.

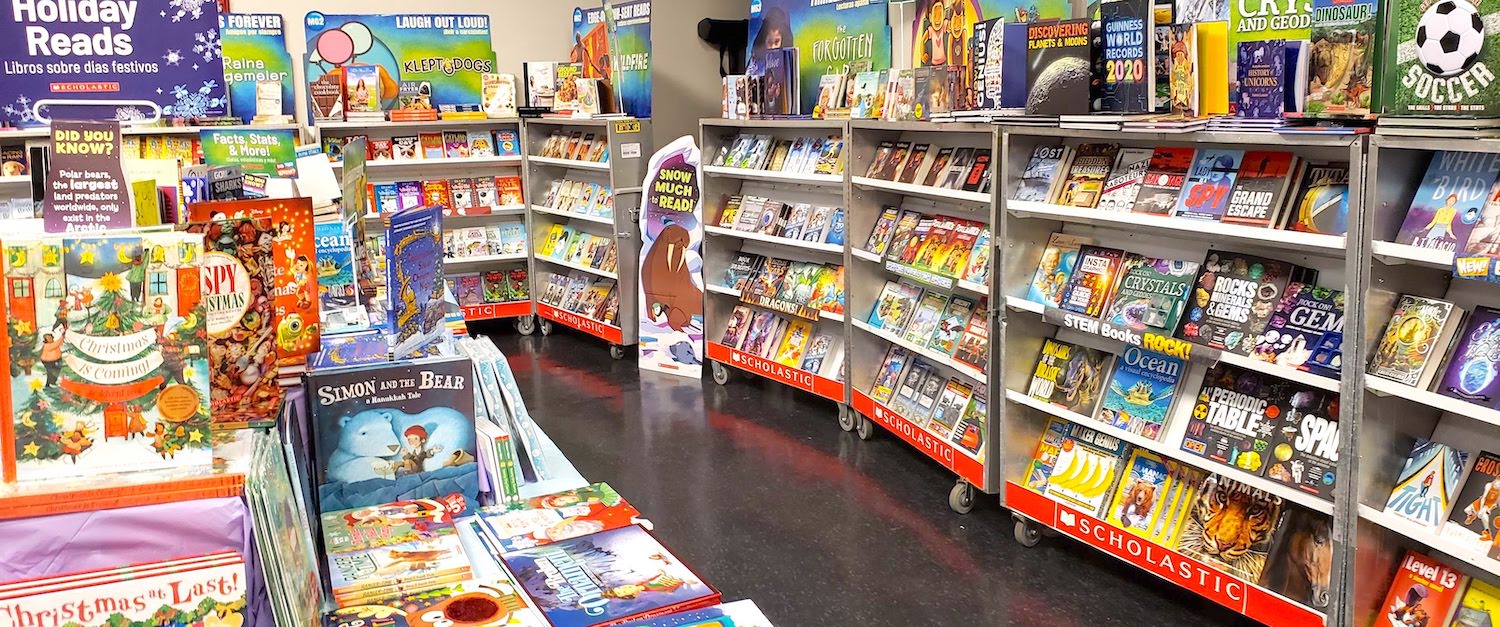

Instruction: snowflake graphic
[167,0,208,22]
[193,29,221,62]
[163,49,183,66]
[3,95,42,125]
[114,107,147,122]
[162,81,225,118]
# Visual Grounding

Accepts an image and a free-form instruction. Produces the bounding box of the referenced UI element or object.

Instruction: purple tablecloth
[0,496,272,627]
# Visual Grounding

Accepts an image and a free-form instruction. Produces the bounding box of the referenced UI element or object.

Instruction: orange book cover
[423,180,453,210]
[186,198,322,366]
[1379,551,1466,625]
[0,473,244,520]
[496,176,524,207]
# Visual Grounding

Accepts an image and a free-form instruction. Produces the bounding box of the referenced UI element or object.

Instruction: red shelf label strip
[852,390,984,485]
[537,304,624,344]
[706,342,844,402]
[461,302,531,321]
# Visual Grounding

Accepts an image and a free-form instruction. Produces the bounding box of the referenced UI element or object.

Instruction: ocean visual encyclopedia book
[1097,346,1185,440]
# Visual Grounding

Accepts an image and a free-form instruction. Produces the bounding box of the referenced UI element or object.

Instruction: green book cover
[1103,254,1200,336]
[1384,0,1500,116]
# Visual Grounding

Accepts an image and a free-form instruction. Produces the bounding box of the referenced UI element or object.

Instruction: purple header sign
[0,0,228,127]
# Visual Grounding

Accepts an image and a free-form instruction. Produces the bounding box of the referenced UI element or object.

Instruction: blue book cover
[501,525,720,627]
[386,205,445,357]
[306,356,479,515]
[1439,306,1500,409]
[1395,150,1500,253]
[1237,40,1285,119]
[1386,438,1469,530]
[1172,149,1244,221]
[825,208,846,245]
[1027,233,1089,308]
[308,330,388,370]
[1098,347,1184,440]
[1251,282,1345,377]
[1096,0,1153,113]
[495,129,522,156]
[314,221,366,335]
[1001,22,1031,109]
[373,183,400,215]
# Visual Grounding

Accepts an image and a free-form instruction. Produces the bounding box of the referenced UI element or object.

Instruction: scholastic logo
[872,402,955,465]
[729,350,813,389]
[1063,508,1246,605]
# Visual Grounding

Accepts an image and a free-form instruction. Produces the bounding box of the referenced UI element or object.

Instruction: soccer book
[1173,149,1245,221]
[1028,232,1091,308]
[1396,150,1500,253]
[1014,144,1071,202]
[1285,162,1351,235]
[1026,19,1094,115]
[1060,245,1126,317]
[1385,0,1500,117]
[1370,295,1465,389]
[1378,552,1466,627]
[1180,362,1283,476]
[1044,420,1130,517]
[1028,338,1116,416]
[501,525,720,627]
[1224,151,1299,227]
[1096,148,1154,212]
[1439,306,1500,408]
[1387,438,1472,531]
[1103,254,1199,336]
[1250,282,1346,378]
[1097,346,1185,440]
[1056,143,1122,208]
[1439,451,1500,556]
[1262,385,1340,500]
[1179,250,1305,355]
[1175,474,1284,582]
[1105,448,1173,532]
[1131,146,1197,215]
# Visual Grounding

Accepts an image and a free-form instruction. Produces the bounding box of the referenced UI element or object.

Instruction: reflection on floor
[481,326,1254,626]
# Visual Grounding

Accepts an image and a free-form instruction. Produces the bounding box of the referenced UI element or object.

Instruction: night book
[1438,306,1500,408]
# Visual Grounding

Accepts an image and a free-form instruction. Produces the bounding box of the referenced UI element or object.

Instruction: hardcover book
[0,553,248,627]
[1304,0,1379,117]
[329,534,471,603]
[1250,282,1346,377]
[1044,420,1130,516]
[320,498,459,554]
[1176,474,1283,582]
[1396,151,1500,253]
[1285,162,1350,235]
[1056,143,1122,208]
[1026,19,1094,116]
[1096,0,1155,113]
[1014,144,1070,202]
[1028,232,1090,308]
[1105,448,1173,532]
[1438,306,1500,408]
[1438,451,1500,553]
[306,356,479,515]
[1236,40,1286,119]
[1261,384,1340,500]
[500,525,721,627]
[1258,508,1333,610]
[1179,250,1304,355]
[1097,346,1185,440]
[1060,245,1126,317]
[1180,362,1280,476]
[1383,0,1500,117]
[1096,148,1154,212]
[1223,151,1298,227]
[1028,338,1115,416]
[1173,149,1245,221]
[477,483,643,554]
[193,218,284,426]
[1369,295,1464,389]
[1131,147,1197,215]
[323,577,544,627]
[1377,552,1466,627]
[385,205,446,357]
[1103,254,1199,336]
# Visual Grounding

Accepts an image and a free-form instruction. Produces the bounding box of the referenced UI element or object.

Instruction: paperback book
[1131,147,1196,215]
[1369,295,1464,389]
[1237,40,1286,119]
[1223,151,1298,227]
[1105,448,1173,532]
[1028,233,1091,308]
[1378,551,1466,627]
[323,577,544,627]
[1173,149,1245,221]
[1026,19,1094,115]
[1304,0,1379,117]
[1097,346,1185,440]
[1060,245,1125,317]
[1386,438,1470,530]
[1438,451,1500,555]
[1176,474,1283,582]
[1096,148,1154,212]
[1044,420,1130,516]
[1395,151,1500,253]
[477,483,643,553]
[1285,162,1351,235]
[1056,143,1121,208]
[1014,145,1069,202]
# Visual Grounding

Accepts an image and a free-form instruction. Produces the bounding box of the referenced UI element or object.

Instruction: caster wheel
[837,404,857,432]
[949,481,976,514]
[539,320,554,336]
[515,316,536,336]
[856,416,876,440]
[711,361,730,385]
[610,345,626,360]
[1013,515,1042,547]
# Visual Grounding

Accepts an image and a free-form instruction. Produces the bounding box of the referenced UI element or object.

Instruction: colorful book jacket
[1060,245,1125,317]
[1395,151,1500,253]
[1131,146,1196,215]
[192,218,284,427]
[1105,448,1172,532]
[1378,551,1466,627]
[1179,250,1303,355]
[1369,295,1460,388]
[1439,451,1500,555]
[1453,577,1500,627]
[1386,438,1470,531]
[1236,40,1285,119]
[1181,362,1283,476]
[320,497,464,554]
[1044,420,1130,517]
[307,356,479,515]
[1439,307,1500,409]
[3,234,213,482]
[1028,338,1115,416]
[1262,384,1340,501]
[1304,0,1379,117]
[1056,144,1121,208]
[329,534,471,601]
[1286,162,1350,236]
[477,482,643,553]
[314,221,366,335]
[1028,233,1089,308]
[1224,151,1297,227]
[386,206,446,358]
[500,525,721,627]
[1258,507,1334,610]
[1175,474,1283,582]
[1096,0,1154,113]
[1097,346,1184,440]
[1014,145,1068,202]
[1026,417,1072,491]
[1103,255,1198,336]
[323,576,544,627]
[1173,149,1244,221]
[1250,282,1345,378]
[0,552,247,627]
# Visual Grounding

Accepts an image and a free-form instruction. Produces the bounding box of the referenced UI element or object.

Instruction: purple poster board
[44,120,131,233]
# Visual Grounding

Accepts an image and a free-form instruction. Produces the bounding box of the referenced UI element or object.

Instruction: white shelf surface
[706,284,741,297]
[318,118,520,131]
[1006,200,1347,256]
[851,319,986,384]
[125,123,301,135]
[531,205,615,226]
[536,255,619,280]
[1371,240,1455,269]
[704,225,844,254]
[346,155,523,169]
[702,165,843,187]
[0,175,28,185]
[1366,375,1500,428]
[1006,389,1334,515]
[1359,504,1500,579]
[529,156,611,171]
[851,176,992,204]
[1003,296,1341,393]
[852,248,883,263]
[444,253,528,265]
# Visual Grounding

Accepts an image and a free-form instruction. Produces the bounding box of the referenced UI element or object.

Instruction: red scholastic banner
[538,303,624,345]
[853,389,984,485]
[461,302,531,322]
[1004,482,1324,627]
[706,342,844,402]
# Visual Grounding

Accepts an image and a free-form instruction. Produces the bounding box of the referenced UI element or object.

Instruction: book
[1056,143,1121,208]
[1097,346,1185,440]
[1304,0,1379,117]
[898,143,931,184]
[1014,144,1070,202]
[1096,148,1154,211]
[774,320,814,367]
[927,379,975,439]
[929,296,977,356]
[1258,507,1333,611]
[1236,40,1286,119]
[191,219,284,427]
[1383,0,1500,117]
[903,291,950,347]
[1044,420,1130,516]
[385,206,447,357]
[1167,24,1198,117]
[923,147,956,187]
[1103,254,1198,336]
[482,72,519,118]
[1439,306,1500,408]
[950,394,986,457]
[1223,151,1298,227]
[961,149,993,193]
[1370,295,1465,389]
[1027,232,1090,308]
[1261,383,1340,500]
[500,525,720,627]
[419,133,445,160]
[1060,245,1126,317]
[800,332,837,375]
[1172,149,1245,221]
[329,534,471,603]
[1026,417,1072,491]
[884,211,924,262]
[305,356,479,515]
[0,553,248,627]
[1181,362,1291,476]
[1285,162,1351,235]
[476,483,642,554]
[868,280,923,332]
[1026,19,1094,116]
[1175,474,1283,581]
[1151,463,1208,548]
[953,301,990,372]
[1439,451,1500,555]
[871,346,912,403]
[323,577,542,627]
[1396,151,1500,253]
[1377,552,1466,627]
[1028,338,1115,416]
[1452,579,1500,627]
[1106,449,1173,532]
[1251,282,1346,377]
[314,221,367,334]
[1097,0,1155,113]
[344,64,383,117]
[1179,250,1305,355]
[1131,146,1197,215]
[442,131,468,159]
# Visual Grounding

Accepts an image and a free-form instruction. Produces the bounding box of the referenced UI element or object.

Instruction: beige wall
[647,0,747,149]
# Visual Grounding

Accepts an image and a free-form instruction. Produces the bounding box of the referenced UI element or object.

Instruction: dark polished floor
[481,326,1254,626]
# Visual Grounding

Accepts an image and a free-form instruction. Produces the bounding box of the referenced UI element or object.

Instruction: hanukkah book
[1173,149,1245,221]
[1438,451,1500,554]
[1438,306,1500,408]
[1250,282,1345,377]
[1386,438,1471,531]
[3,234,213,482]
[500,525,721,627]
[1179,250,1304,355]
[1102,254,1198,336]
[1369,295,1464,389]
[1395,151,1500,253]
[306,356,479,515]
[1097,346,1185,440]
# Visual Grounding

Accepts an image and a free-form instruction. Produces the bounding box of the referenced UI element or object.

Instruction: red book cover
[496,175,525,207]
[1131,147,1197,215]
[1378,551,1466,626]
[184,218,282,428]
[423,180,453,210]
[1223,150,1297,227]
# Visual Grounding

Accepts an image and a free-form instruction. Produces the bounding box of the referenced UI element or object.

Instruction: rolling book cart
[699,119,851,422]
[995,126,1364,627]
[314,118,532,328]
[523,117,650,359]
[844,120,999,515]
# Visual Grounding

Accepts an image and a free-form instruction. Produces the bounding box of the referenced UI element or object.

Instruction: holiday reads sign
[44,119,131,233]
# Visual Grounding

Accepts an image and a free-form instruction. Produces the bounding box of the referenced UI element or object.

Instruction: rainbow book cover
[500,525,720,627]
[1386,438,1470,531]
